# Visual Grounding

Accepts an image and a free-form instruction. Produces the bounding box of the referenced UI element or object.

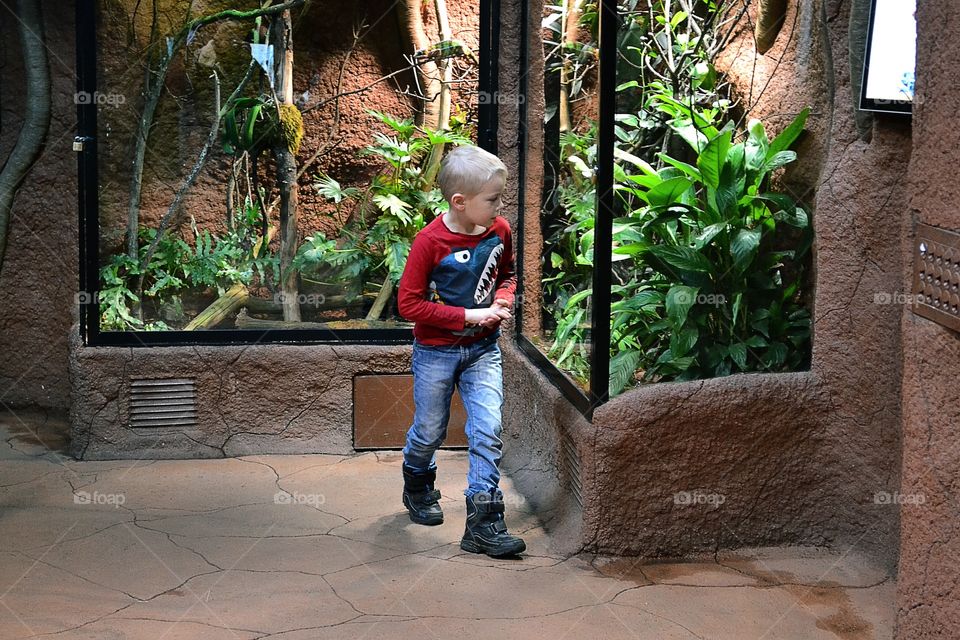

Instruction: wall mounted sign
[859,0,916,115]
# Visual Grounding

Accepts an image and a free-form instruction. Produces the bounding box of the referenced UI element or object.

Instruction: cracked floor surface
[1,410,894,639]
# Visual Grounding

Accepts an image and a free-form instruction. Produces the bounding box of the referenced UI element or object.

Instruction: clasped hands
[464,299,512,329]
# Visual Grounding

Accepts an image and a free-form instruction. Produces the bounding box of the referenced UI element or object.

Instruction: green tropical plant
[539,0,812,396]
[296,110,471,300]
[606,108,812,394]
[98,197,274,331]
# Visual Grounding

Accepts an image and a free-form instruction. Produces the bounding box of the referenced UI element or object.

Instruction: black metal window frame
[76,0,500,347]
[515,0,618,419]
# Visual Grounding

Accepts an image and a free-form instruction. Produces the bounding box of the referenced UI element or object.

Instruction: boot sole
[460,537,526,557]
[403,495,443,526]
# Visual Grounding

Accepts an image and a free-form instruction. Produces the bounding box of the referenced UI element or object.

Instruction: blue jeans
[402,334,504,497]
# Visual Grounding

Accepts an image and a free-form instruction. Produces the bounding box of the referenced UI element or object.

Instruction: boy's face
[454,177,505,229]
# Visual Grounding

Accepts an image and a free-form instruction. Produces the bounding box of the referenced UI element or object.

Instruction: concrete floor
[0,409,894,639]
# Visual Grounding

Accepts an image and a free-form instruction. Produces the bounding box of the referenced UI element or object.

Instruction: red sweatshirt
[398,215,517,345]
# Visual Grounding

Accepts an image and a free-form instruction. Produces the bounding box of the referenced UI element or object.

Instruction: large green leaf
[646,177,693,207]
[697,130,731,189]
[665,285,699,328]
[767,107,809,159]
[731,228,761,272]
[649,245,714,273]
[745,119,769,171]
[691,222,727,250]
[609,350,642,397]
[715,159,743,218]
[728,342,748,369]
[373,194,412,223]
[762,150,797,173]
[656,153,702,181]
[385,239,411,284]
[670,123,709,153]
[670,325,699,357]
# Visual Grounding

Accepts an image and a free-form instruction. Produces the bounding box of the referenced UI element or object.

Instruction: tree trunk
[271,8,301,322]
[236,308,411,330]
[397,0,441,129]
[369,0,452,321]
[755,0,788,54]
[0,0,51,276]
[135,70,223,300]
[185,224,276,329]
[124,0,307,261]
[419,0,453,186]
[559,0,582,135]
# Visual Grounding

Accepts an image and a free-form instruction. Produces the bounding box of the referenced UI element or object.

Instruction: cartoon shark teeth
[473,243,504,304]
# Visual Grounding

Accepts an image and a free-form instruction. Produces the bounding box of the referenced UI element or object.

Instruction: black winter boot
[402,464,444,525]
[460,488,526,557]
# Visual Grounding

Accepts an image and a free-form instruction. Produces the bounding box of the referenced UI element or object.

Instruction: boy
[396,144,526,558]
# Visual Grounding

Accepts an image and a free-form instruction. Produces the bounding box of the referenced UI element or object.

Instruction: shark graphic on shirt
[427,235,504,334]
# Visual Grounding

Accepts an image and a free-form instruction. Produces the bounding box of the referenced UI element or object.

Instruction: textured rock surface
[500,340,589,558]
[502,0,906,572]
[895,2,960,638]
[67,323,413,459]
[0,415,894,639]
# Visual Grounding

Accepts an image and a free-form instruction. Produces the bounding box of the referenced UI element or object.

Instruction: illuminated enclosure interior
[518,0,813,407]
[85,0,490,340]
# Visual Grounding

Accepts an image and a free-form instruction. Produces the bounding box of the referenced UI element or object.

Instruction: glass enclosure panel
[607,1,813,397]
[521,0,600,393]
[519,1,814,408]
[93,1,480,334]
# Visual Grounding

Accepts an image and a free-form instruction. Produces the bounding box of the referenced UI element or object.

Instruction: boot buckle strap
[478,502,505,515]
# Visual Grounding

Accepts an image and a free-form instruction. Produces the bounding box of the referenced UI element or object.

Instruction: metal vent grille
[913,224,960,333]
[129,378,197,429]
[560,429,583,508]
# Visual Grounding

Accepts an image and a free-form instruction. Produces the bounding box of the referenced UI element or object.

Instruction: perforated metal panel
[561,429,583,508]
[129,378,197,429]
[913,224,960,333]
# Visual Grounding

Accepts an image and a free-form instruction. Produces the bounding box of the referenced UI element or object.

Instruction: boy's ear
[450,193,466,210]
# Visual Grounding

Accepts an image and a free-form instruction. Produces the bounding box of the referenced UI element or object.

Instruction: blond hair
[437,145,507,202]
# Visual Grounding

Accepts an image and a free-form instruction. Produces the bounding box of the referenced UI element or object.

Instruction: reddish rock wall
[0,1,79,410]
[896,2,960,637]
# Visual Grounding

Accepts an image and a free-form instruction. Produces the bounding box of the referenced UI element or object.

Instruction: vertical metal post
[76,0,99,346]
[514,0,528,340]
[478,0,500,154]
[589,0,617,412]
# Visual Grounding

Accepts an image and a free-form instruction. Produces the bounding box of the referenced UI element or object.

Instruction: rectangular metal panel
[353,375,468,449]
[912,223,960,333]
